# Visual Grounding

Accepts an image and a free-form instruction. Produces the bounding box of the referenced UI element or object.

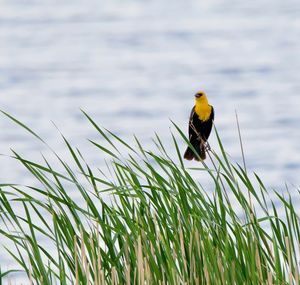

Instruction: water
[0,0,300,282]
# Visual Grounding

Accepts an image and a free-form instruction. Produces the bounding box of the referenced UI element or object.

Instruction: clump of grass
[0,111,299,284]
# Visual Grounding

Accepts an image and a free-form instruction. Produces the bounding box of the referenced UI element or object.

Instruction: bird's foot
[205,142,211,152]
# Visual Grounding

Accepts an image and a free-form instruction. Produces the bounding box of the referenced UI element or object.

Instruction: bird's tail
[184,141,206,161]
[183,147,194,160]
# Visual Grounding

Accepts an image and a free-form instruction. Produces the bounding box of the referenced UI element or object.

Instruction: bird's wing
[210,106,214,121]
[189,106,195,120]
[188,106,196,138]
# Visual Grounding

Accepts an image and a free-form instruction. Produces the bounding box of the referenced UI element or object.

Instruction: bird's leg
[199,138,210,151]
[196,135,210,152]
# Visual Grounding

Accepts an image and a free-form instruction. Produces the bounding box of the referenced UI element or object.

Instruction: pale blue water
[0,0,300,282]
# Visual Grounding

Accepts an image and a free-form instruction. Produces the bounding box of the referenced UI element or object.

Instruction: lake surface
[0,0,300,281]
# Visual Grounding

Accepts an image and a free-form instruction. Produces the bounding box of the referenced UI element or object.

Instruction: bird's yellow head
[195,91,208,104]
[194,91,211,121]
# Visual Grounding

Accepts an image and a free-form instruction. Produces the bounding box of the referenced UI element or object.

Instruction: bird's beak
[195,93,202,98]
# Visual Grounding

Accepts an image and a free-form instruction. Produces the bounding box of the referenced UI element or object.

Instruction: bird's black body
[184,106,214,161]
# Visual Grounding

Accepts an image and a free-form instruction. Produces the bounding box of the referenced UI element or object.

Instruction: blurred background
[1,0,300,187]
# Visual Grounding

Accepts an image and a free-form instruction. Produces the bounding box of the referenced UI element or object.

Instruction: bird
[184,91,214,161]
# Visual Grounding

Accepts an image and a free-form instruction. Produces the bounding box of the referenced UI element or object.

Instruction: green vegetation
[0,111,299,284]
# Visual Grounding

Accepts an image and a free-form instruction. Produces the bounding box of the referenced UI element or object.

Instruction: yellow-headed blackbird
[184,91,214,161]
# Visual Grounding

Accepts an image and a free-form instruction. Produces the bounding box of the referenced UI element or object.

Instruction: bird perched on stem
[184,91,214,161]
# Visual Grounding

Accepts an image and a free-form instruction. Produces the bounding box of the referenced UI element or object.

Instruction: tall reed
[0,111,299,284]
